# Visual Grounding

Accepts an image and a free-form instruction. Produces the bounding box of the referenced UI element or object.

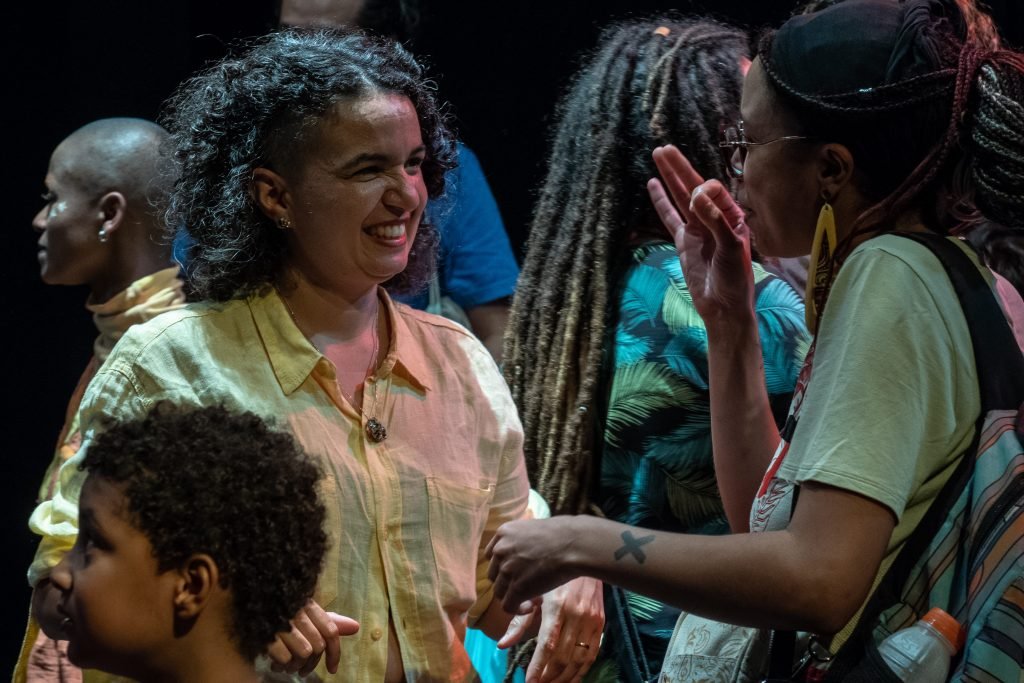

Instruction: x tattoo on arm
[613,530,655,564]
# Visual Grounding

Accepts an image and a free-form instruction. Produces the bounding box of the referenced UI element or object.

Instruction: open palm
[647,145,755,326]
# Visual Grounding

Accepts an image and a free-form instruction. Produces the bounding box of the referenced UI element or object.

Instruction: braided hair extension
[503,17,748,516]
[968,59,1024,227]
[759,0,1024,268]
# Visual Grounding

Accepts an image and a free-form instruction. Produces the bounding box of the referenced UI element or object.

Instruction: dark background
[5,0,1022,668]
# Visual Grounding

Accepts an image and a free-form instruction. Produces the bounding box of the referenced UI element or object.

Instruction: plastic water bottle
[876,607,964,682]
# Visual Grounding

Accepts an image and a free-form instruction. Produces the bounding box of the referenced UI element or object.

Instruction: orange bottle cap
[922,607,965,653]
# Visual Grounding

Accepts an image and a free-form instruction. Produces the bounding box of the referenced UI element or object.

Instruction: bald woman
[18,118,185,683]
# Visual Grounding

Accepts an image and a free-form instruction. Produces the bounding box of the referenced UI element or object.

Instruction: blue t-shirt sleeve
[432,144,520,310]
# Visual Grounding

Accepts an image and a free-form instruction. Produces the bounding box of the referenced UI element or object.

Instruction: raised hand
[648,145,755,328]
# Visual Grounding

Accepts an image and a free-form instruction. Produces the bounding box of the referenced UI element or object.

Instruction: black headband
[765,0,967,98]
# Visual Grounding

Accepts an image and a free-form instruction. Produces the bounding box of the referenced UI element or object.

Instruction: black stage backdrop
[5,0,1022,666]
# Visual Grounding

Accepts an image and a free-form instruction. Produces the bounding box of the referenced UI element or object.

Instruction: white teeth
[368,223,405,239]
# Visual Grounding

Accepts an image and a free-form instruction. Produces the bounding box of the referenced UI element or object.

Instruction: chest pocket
[425,476,495,612]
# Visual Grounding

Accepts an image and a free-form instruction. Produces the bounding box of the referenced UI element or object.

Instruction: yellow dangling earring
[804,200,837,331]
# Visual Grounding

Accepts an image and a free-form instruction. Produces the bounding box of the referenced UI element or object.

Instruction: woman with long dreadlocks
[502,17,809,679]
[491,0,1024,680]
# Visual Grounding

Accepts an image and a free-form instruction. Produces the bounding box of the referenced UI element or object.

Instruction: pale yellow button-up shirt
[28,288,529,682]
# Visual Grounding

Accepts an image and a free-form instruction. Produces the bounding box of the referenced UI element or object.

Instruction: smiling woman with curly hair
[25,28,601,683]
[163,28,453,301]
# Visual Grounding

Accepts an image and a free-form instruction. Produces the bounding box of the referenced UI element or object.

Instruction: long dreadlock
[503,17,749,516]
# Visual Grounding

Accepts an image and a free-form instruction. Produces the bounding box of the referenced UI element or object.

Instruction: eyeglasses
[718,120,809,179]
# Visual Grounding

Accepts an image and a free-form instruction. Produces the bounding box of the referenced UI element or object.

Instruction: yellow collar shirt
[28,288,529,682]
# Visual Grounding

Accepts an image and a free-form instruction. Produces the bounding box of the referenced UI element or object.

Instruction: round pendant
[365,417,387,443]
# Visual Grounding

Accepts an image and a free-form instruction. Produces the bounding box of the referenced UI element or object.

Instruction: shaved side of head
[58,118,172,221]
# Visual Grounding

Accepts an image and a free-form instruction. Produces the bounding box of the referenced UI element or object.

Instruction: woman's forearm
[706,317,780,532]
[489,486,893,636]
[564,513,871,635]
[565,517,815,629]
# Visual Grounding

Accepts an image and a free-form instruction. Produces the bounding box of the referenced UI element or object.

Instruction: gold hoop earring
[805,200,837,331]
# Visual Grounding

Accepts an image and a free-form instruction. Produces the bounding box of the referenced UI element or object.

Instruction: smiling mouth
[365,222,407,241]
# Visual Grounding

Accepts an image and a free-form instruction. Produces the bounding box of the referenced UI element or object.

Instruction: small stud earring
[278,216,292,230]
[98,227,109,243]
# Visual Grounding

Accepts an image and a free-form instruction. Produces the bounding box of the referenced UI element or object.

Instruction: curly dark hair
[504,17,749,516]
[80,404,327,661]
[161,28,456,302]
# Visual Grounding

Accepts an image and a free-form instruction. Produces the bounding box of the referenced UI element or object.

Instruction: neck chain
[356,314,380,407]
[277,288,388,442]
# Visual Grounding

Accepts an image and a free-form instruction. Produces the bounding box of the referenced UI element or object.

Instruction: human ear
[172,554,219,619]
[816,143,855,201]
[250,167,292,225]
[97,191,128,238]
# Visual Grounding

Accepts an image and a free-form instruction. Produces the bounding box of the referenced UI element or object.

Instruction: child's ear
[172,554,220,619]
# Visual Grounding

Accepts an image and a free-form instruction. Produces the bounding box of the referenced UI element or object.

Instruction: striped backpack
[821,232,1024,682]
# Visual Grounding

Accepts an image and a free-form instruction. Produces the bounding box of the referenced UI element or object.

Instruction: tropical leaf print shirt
[597,241,810,673]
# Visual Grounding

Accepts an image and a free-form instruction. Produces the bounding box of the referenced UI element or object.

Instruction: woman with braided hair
[502,17,808,679]
[490,0,1024,680]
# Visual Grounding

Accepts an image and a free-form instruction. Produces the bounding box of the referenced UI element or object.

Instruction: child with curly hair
[41,404,355,682]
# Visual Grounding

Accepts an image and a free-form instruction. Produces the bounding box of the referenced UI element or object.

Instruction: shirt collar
[248,287,431,395]
[380,291,431,393]
[87,266,186,363]
[248,288,323,395]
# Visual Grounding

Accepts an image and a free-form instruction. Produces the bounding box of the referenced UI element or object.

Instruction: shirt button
[371,628,383,641]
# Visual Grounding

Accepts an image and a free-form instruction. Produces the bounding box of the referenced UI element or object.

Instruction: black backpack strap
[897,232,1024,410]
[766,629,797,679]
[825,232,1024,680]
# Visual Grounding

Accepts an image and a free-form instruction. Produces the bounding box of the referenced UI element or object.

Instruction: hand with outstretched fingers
[648,145,756,328]
[267,600,360,676]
